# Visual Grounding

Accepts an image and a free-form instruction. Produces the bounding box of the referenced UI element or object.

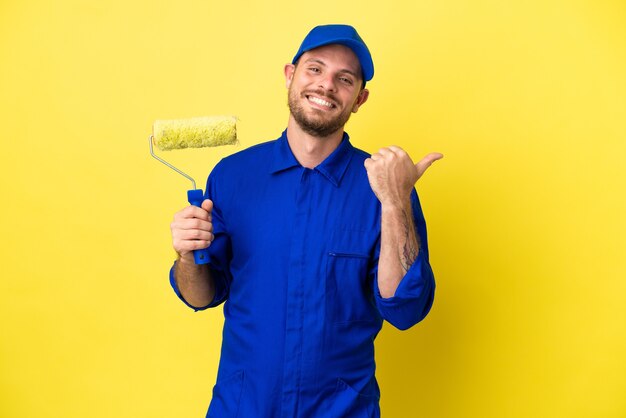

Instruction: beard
[288,86,354,138]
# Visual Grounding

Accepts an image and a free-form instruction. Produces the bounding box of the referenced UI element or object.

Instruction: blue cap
[292,24,374,82]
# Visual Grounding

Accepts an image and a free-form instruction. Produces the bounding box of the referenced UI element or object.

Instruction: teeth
[309,96,333,108]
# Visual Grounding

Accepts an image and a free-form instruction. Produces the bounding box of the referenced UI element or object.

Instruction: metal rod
[149,135,196,190]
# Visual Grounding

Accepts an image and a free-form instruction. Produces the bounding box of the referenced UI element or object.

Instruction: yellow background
[1,0,625,417]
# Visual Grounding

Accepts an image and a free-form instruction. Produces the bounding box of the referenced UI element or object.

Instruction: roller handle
[187,189,210,265]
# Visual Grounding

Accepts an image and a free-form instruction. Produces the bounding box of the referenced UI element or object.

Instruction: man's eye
[309,67,320,73]
[340,77,353,85]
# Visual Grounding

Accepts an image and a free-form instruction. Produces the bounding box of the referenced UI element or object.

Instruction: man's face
[285,44,369,138]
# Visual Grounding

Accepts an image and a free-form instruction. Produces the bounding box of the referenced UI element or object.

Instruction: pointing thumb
[415,153,444,178]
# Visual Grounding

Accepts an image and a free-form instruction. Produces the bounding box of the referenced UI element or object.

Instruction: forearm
[174,254,216,308]
[377,199,420,298]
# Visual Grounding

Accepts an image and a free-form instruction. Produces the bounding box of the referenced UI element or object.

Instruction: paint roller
[149,115,237,264]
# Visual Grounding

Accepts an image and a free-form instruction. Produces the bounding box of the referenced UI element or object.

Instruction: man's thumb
[415,153,444,178]
[201,199,214,213]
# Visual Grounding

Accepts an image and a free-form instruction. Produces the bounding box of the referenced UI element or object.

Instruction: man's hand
[364,146,443,206]
[170,199,214,261]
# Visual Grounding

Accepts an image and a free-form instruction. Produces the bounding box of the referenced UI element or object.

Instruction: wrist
[177,252,196,264]
[380,198,412,214]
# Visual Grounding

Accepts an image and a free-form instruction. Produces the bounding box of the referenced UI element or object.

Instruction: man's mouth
[306,95,335,109]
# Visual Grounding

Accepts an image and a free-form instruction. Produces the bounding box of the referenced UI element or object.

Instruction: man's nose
[318,74,337,92]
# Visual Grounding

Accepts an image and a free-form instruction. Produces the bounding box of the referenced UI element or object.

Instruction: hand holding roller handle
[171,198,214,264]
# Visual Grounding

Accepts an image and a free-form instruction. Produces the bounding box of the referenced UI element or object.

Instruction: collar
[269,130,301,174]
[269,130,355,187]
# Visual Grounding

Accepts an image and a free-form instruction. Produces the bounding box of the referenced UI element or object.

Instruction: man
[169,24,443,417]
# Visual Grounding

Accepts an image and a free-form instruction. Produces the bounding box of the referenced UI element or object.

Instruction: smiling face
[285,44,369,138]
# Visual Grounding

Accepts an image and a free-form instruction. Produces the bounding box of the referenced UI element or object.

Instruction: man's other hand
[364,146,443,206]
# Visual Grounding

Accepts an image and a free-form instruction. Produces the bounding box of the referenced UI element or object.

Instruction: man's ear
[284,64,296,88]
[352,88,369,113]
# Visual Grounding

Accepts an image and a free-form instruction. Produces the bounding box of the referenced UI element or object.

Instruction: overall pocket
[206,370,245,418]
[326,228,377,324]
[327,378,380,418]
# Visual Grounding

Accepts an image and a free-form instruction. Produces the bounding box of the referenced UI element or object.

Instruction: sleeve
[168,163,234,311]
[372,189,436,330]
